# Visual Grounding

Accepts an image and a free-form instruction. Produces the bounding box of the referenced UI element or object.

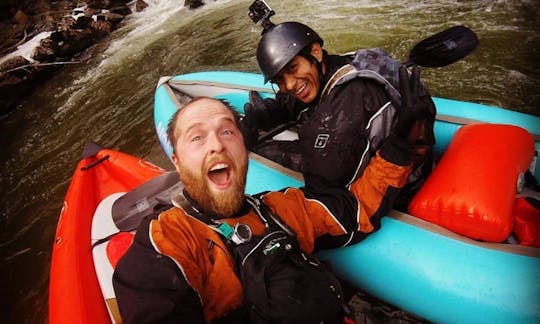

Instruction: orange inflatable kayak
[49,142,164,323]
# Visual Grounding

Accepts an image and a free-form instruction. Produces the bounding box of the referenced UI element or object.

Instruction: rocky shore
[0,0,205,116]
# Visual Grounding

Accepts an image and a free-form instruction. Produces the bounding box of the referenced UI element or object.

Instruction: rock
[110,5,131,16]
[84,7,102,17]
[47,29,96,60]
[185,0,205,9]
[91,20,113,35]
[135,0,149,12]
[0,56,31,73]
[0,57,59,116]
[55,16,76,31]
[55,1,75,13]
[88,0,112,9]
[73,15,94,29]
[33,38,57,62]
[0,0,136,116]
[14,10,30,25]
[0,23,27,56]
[103,12,125,25]
[31,0,52,16]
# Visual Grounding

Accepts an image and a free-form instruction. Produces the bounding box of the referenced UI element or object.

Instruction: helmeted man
[243,22,435,210]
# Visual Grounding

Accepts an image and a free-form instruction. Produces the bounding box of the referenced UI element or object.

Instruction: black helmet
[256,22,323,83]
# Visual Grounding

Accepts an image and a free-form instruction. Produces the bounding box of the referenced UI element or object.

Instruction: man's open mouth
[295,82,307,96]
[208,162,231,187]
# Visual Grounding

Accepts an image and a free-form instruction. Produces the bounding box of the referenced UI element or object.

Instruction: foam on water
[0,31,52,65]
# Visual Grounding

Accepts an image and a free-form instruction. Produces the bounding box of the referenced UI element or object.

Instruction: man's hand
[244,92,270,130]
[239,105,260,149]
[381,65,434,166]
[395,65,431,144]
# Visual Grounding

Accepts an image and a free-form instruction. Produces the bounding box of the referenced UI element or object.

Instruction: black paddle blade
[406,25,479,68]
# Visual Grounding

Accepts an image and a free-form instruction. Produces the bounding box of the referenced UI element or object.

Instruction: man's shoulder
[118,205,186,260]
[114,206,185,279]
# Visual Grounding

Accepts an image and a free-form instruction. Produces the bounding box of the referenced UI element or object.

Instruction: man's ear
[171,153,181,174]
[310,42,323,63]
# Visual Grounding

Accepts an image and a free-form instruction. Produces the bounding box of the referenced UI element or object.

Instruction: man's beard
[179,156,248,218]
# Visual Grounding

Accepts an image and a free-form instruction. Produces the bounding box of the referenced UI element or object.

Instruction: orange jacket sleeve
[263,149,412,253]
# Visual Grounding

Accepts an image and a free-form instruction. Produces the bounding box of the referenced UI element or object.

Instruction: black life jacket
[322,48,435,187]
[173,192,352,324]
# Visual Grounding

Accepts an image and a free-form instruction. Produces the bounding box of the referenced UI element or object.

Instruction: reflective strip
[347,101,394,187]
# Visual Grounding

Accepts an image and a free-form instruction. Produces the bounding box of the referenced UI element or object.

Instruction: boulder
[185,0,205,9]
[91,20,113,35]
[73,15,94,29]
[103,12,126,25]
[88,0,112,9]
[110,5,132,16]
[135,0,149,12]
[0,55,31,73]
[33,38,57,62]
[14,10,30,25]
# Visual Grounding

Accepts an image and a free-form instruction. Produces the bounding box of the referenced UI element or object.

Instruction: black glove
[393,65,432,143]
[240,91,293,149]
[239,91,270,149]
[239,106,260,150]
[244,92,270,129]
[382,65,433,166]
[246,91,298,131]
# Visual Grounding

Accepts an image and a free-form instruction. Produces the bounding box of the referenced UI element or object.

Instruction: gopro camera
[248,0,275,26]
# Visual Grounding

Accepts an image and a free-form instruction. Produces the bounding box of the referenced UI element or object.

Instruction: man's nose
[282,73,296,92]
[207,132,225,153]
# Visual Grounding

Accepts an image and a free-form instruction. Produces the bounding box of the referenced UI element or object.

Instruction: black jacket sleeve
[112,218,205,324]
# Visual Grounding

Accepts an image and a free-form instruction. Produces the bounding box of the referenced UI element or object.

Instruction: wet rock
[33,38,57,62]
[50,29,97,59]
[14,10,30,25]
[185,0,205,9]
[73,15,94,30]
[0,56,59,116]
[136,0,149,12]
[0,24,28,57]
[55,16,77,31]
[91,20,113,36]
[0,56,31,73]
[0,0,141,115]
[84,7,102,16]
[88,0,112,9]
[110,5,132,16]
[103,12,125,25]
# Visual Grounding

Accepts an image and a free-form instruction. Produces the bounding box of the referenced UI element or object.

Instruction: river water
[1,0,539,322]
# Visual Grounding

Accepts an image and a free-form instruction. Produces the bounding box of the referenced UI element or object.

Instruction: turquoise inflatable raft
[154,71,540,323]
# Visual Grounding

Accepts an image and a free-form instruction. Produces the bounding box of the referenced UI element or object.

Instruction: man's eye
[286,63,297,73]
[191,135,202,142]
[222,129,233,135]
